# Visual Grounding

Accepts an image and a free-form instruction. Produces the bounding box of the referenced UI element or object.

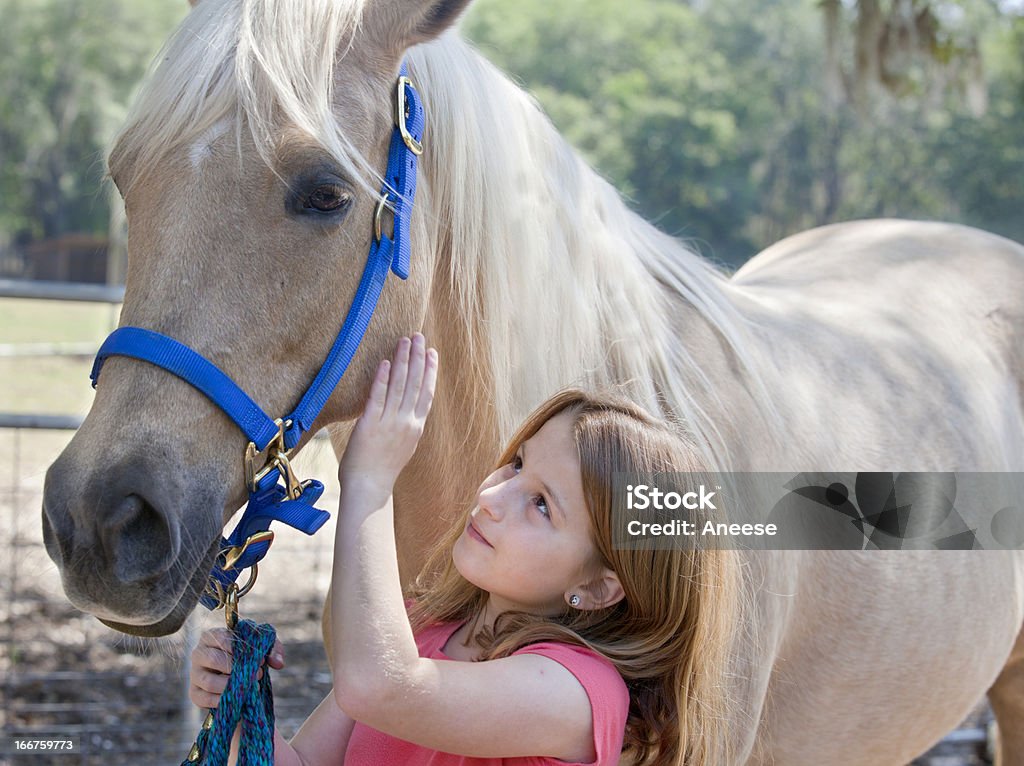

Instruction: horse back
[734,218,1024,289]
[725,218,1024,473]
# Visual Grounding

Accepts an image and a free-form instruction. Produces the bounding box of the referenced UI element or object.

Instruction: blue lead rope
[88,63,425,606]
[182,620,278,766]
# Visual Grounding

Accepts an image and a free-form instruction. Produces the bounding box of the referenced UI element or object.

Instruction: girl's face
[453,412,609,614]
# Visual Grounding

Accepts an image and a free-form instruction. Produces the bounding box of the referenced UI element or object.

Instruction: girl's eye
[511,454,549,519]
[533,495,550,518]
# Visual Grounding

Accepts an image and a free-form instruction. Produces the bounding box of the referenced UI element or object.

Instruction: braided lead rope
[182,619,277,766]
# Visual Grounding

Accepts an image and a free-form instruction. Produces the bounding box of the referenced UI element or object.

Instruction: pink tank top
[342,617,629,765]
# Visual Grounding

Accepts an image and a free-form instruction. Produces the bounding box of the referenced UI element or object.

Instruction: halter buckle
[202,550,263,614]
[222,529,276,572]
[396,75,423,156]
[373,191,391,243]
[244,418,303,500]
[224,583,240,630]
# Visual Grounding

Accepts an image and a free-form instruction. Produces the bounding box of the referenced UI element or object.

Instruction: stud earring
[569,595,581,607]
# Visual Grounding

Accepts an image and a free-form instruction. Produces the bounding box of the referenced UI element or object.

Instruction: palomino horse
[41,0,1024,763]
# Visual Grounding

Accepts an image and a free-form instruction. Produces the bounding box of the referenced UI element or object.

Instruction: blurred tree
[822,0,996,115]
[0,0,184,241]
[463,0,1024,265]
[1,0,1019,269]
[464,0,763,264]
[931,13,1024,243]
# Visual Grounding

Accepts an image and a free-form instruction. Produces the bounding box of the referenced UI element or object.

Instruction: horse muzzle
[41,445,223,635]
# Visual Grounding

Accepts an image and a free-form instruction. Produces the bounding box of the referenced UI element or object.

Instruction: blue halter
[89,64,425,611]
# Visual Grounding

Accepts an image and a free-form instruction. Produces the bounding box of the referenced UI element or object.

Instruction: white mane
[407,35,775,466]
[111,0,775,468]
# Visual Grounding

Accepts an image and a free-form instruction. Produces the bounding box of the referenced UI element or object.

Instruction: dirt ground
[0,428,999,765]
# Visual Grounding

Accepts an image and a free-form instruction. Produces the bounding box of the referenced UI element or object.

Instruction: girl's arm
[229,696,356,766]
[330,335,598,763]
[277,690,357,766]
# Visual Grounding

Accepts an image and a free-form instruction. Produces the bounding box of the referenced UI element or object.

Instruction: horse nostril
[104,494,180,585]
[41,504,74,565]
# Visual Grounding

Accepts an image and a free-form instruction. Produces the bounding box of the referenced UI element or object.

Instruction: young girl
[190,333,739,766]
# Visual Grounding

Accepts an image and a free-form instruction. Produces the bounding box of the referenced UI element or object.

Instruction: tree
[463,0,1024,264]
[0,0,184,242]
[821,0,996,115]
[463,0,771,264]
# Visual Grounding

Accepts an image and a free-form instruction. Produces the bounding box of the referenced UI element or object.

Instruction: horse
[40,0,1024,763]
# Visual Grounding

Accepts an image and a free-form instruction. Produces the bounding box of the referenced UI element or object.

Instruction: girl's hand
[338,333,438,494]
[188,627,285,710]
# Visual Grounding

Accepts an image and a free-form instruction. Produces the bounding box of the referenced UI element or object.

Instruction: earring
[569,595,581,607]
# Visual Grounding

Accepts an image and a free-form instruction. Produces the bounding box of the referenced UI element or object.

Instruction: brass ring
[236,563,259,599]
[373,191,389,242]
[202,564,258,610]
[202,579,226,608]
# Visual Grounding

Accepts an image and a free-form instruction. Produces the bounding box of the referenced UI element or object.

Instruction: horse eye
[306,185,351,213]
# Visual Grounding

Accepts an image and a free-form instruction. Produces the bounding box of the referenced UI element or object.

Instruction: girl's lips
[468,520,493,547]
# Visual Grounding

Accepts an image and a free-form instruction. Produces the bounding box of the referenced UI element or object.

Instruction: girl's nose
[477,481,509,521]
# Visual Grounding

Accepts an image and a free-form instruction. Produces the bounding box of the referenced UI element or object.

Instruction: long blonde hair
[409,389,740,766]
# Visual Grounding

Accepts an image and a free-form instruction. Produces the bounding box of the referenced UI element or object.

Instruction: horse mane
[110,0,775,468]
[407,35,775,467]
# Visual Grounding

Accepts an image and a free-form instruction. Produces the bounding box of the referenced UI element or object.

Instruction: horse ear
[363,0,474,59]
[410,0,474,42]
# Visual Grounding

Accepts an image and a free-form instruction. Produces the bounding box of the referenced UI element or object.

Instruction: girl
[190,333,739,765]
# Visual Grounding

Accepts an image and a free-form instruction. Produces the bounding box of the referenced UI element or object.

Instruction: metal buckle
[224,583,240,630]
[396,75,423,156]
[202,529,273,613]
[244,418,302,500]
[222,529,275,572]
[202,564,260,610]
[373,191,390,243]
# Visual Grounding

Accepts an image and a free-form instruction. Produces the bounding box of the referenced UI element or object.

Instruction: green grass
[0,298,119,414]
[0,298,118,344]
[0,356,97,414]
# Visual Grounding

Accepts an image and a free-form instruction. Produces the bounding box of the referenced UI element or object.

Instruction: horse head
[41,0,473,636]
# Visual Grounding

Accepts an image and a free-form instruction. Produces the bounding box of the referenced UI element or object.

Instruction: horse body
[665,221,1024,762]
[749,548,1023,764]
[41,1,1024,762]
[733,219,1024,474]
